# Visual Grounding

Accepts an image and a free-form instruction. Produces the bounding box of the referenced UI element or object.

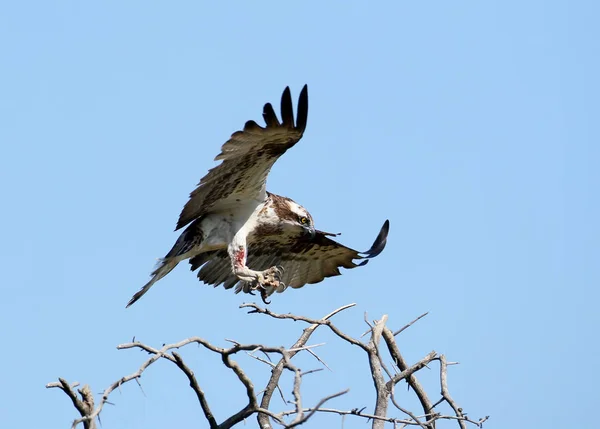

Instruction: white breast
[199,200,266,251]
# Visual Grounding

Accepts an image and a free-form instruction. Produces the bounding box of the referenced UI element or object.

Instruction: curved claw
[260,288,271,305]
[276,265,285,274]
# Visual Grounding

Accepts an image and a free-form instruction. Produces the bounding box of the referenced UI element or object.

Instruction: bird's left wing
[176,85,308,230]
[189,220,390,292]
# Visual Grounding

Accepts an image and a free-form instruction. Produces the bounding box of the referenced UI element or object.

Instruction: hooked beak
[305,225,316,239]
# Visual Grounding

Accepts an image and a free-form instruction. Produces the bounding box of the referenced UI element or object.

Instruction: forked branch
[47,304,487,429]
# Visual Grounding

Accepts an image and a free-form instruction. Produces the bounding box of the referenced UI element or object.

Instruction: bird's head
[283,200,316,239]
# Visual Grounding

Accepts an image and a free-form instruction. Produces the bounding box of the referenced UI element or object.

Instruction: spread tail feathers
[126,258,179,307]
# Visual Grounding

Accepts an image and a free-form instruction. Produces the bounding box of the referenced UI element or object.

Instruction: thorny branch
[47,303,487,429]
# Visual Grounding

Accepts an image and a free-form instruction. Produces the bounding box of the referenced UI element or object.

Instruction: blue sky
[1,2,598,428]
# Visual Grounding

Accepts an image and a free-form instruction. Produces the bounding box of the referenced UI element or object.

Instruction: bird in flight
[127,85,389,307]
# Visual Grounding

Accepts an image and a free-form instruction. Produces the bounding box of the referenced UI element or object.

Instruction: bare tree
[47,303,488,428]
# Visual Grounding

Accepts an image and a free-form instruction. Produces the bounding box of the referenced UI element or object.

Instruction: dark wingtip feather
[126,291,142,308]
[362,220,390,258]
[262,102,280,127]
[176,215,187,231]
[296,84,308,132]
[243,119,263,132]
[280,86,294,128]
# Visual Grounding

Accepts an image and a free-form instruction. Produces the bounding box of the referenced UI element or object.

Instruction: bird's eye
[300,216,308,225]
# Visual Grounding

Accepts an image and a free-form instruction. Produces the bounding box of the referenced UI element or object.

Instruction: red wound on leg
[234,247,245,267]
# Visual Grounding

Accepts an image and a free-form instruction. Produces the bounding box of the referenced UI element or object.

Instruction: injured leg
[230,246,285,303]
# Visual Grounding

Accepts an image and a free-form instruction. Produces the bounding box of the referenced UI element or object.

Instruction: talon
[252,281,266,291]
[276,265,285,274]
[260,288,271,305]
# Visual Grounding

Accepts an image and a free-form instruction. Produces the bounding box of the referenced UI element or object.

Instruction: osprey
[127,86,389,307]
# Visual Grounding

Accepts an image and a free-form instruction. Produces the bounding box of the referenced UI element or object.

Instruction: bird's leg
[229,245,285,300]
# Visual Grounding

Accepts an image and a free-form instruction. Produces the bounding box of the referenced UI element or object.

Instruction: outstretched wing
[189,220,390,292]
[177,85,309,230]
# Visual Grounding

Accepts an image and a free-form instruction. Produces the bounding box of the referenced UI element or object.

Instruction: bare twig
[390,389,430,429]
[171,352,217,428]
[279,405,419,425]
[251,302,358,429]
[393,312,429,336]
[279,405,483,427]
[48,343,172,429]
[242,302,369,351]
[247,352,277,368]
[439,354,466,429]
[305,348,331,371]
[388,351,438,387]
[382,326,436,427]
[285,389,350,429]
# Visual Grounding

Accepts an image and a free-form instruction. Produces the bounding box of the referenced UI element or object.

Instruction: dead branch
[47,303,486,429]
[45,380,95,429]
[241,302,369,351]
[394,312,430,336]
[171,352,217,428]
[251,302,357,429]
[383,326,437,426]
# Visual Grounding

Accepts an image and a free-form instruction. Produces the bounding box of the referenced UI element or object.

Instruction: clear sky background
[1,2,598,428]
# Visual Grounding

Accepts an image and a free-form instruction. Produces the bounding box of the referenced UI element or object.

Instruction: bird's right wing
[176,85,308,230]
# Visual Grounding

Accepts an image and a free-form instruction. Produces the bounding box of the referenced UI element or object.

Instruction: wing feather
[295,86,309,132]
[263,103,280,127]
[280,87,294,127]
[177,85,309,230]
